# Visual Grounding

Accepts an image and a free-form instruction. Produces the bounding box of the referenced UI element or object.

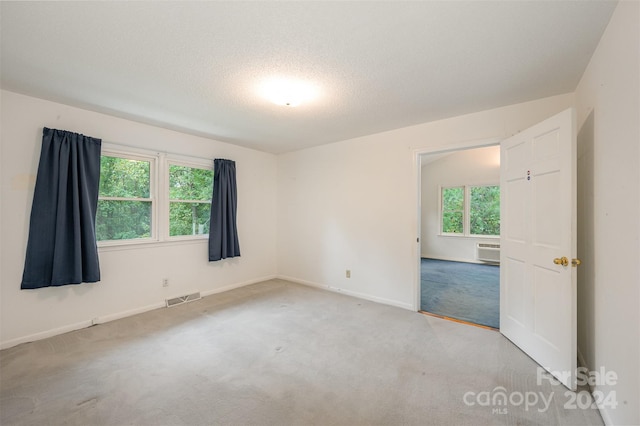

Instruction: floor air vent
[166,292,201,307]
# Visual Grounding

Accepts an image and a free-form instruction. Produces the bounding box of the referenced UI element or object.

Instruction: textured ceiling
[1,1,616,153]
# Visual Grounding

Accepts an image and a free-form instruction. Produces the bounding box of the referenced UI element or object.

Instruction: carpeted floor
[421,258,500,329]
[1,279,602,426]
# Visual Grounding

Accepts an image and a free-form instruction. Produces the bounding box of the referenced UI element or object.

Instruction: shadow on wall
[576,110,595,368]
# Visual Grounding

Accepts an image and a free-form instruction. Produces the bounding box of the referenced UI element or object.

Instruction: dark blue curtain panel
[21,128,102,289]
[209,158,240,261]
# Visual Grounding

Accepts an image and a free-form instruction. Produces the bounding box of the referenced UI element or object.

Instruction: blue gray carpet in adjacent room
[421,258,499,329]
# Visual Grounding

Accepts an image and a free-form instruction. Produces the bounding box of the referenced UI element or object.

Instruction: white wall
[420,145,500,262]
[277,93,573,309]
[0,90,278,348]
[2,8,636,419]
[574,1,640,424]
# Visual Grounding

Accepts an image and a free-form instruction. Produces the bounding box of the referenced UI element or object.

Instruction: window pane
[470,185,500,235]
[169,202,211,236]
[442,212,463,234]
[169,165,213,201]
[442,187,464,211]
[99,156,150,198]
[96,200,152,241]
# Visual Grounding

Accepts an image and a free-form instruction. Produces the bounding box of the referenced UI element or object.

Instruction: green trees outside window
[441,185,500,236]
[96,153,214,243]
[470,185,500,236]
[442,187,464,234]
[97,156,152,241]
[169,165,213,237]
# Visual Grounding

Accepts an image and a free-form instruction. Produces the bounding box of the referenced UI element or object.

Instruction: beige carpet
[1,279,603,425]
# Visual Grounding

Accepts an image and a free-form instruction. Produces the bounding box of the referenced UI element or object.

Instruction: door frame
[412,137,502,312]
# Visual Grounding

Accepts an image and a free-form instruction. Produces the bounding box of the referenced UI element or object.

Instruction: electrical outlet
[162,278,169,287]
[346,270,351,278]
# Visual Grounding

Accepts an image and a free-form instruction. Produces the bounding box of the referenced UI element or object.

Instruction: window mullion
[157,153,167,242]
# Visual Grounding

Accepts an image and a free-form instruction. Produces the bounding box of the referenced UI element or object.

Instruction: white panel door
[500,108,577,390]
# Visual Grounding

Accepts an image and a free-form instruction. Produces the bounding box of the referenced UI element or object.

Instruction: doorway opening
[418,144,500,329]
[413,109,577,389]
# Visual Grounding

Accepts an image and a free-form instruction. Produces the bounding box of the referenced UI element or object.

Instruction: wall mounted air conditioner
[476,243,500,264]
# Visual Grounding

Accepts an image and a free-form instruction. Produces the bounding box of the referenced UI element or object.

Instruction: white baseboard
[278,275,413,311]
[0,274,278,350]
[95,301,166,324]
[1,319,93,350]
[592,388,613,426]
[577,347,611,426]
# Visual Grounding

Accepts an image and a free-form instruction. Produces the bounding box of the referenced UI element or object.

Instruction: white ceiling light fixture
[259,77,319,107]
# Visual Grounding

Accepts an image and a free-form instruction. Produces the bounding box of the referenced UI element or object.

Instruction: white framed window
[167,161,214,239]
[97,151,157,244]
[96,145,215,247]
[440,184,500,237]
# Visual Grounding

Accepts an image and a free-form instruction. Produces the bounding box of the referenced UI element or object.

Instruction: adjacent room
[1,1,638,425]
[420,146,501,329]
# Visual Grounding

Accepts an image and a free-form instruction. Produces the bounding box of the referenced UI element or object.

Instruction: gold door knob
[553,256,569,267]
[572,258,582,267]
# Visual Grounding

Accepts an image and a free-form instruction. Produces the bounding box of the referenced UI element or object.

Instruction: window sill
[437,234,500,240]
[98,236,208,252]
